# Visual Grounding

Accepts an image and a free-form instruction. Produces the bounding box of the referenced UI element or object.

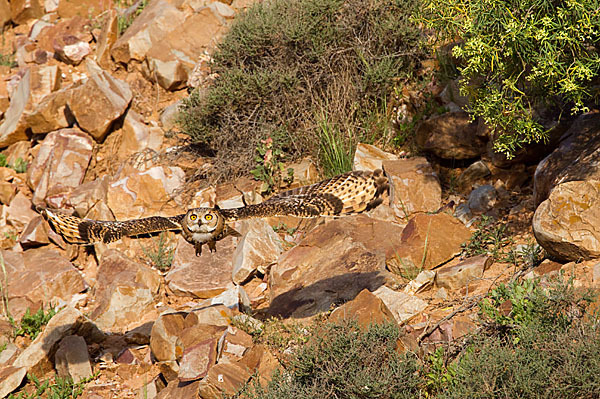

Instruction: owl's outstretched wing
[220,169,389,221]
[41,209,185,245]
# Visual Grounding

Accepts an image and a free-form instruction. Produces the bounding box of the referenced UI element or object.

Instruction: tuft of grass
[116,0,149,35]
[0,155,28,173]
[461,215,511,260]
[8,373,98,399]
[317,113,355,177]
[15,307,57,340]
[178,0,426,180]
[139,233,175,272]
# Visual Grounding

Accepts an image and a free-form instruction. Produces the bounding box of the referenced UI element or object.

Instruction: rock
[14,306,103,374]
[329,289,395,327]
[372,286,427,324]
[467,185,497,214]
[150,311,186,363]
[387,213,471,274]
[0,0,10,27]
[0,181,17,205]
[24,87,72,134]
[91,250,161,332]
[197,361,251,399]
[1,248,86,321]
[0,366,27,398]
[54,335,92,383]
[185,305,233,327]
[68,60,132,141]
[403,270,436,295]
[269,215,400,318]
[54,36,91,65]
[435,255,492,291]
[166,235,236,298]
[95,9,118,69]
[159,101,180,131]
[178,339,218,381]
[456,160,490,191]
[27,128,93,207]
[284,159,319,186]
[533,180,600,261]
[19,215,50,248]
[106,164,185,220]
[202,285,250,312]
[353,143,399,171]
[156,379,200,399]
[67,175,110,217]
[217,326,253,363]
[383,158,442,218]
[57,0,110,19]
[0,342,18,365]
[10,0,44,24]
[416,111,485,159]
[237,344,280,387]
[232,219,282,284]
[5,191,38,229]
[120,111,164,157]
[534,113,600,206]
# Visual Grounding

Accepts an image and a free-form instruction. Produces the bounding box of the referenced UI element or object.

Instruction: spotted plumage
[42,169,389,255]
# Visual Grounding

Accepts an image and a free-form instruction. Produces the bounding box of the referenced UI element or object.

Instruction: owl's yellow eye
[190,214,197,220]
[205,214,213,221]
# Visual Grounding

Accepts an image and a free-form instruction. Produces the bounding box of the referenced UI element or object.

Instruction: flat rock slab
[0,366,26,398]
[269,215,398,318]
[534,180,600,261]
[166,236,237,298]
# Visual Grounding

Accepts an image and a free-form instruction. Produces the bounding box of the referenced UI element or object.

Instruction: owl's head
[184,208,222,233]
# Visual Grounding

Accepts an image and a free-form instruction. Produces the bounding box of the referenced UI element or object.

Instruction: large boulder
[533,180,600,261]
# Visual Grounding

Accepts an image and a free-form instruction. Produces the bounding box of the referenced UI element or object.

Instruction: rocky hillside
[0,0,598,398]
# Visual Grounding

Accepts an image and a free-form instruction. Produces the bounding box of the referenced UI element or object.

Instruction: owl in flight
[41,169,389,256]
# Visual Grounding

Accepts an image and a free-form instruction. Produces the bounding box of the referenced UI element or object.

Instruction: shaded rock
[1,248,86,320]
[14,306,103,374]
[232,219,282,284]
[166,235,236,298]
[24,87,72,134]
[27,128,93,207]
[10,0,44,24]
[533,180,600,261]
[120,111,164,157]
[416,111,485,159]
[178,338,218,381]
[372,285,427,324]
[435,255,492,291]
[91,250,161,332]
[329,288,395,327]
[353,143,398,171]
[467,185,497,214]
[0,366,27,398]
[19,215,50,248]
[68,60,132,141]
[269,215,400,318]
[5,191,38,229]
[534,113,600,206]
[387,213,471,274]
[198,361,251,399]
[106,164,185,220]
[150,311,186,363]
[456,160,490,191]
[54,335,92,383]
[383,157,441,218]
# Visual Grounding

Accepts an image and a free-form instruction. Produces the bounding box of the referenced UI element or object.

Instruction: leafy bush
[178,0,426,179]
[418,0,600,158]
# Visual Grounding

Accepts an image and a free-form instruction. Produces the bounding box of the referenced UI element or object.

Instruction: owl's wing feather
[221,169,389,221]
[41,209,184,244]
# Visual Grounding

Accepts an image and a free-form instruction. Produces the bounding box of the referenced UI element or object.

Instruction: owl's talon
[208,241,217,253]
[194,243,203,256]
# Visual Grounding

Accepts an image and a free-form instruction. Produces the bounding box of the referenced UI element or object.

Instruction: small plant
[317,113,355,177]
[250,137,294,195]
[0,155,28,173]
[271,222,297,236]
[15,306,57,340]
[424,347,456,396]
[8,373,98,399]
[140,233,175,272]
[461,215,511,260]
[116,0,148,35]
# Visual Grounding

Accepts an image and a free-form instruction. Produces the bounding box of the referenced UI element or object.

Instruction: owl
[41,169,389,255]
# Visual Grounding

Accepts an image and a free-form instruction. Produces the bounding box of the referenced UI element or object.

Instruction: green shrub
[15,307,57,340]
[418,0,600,158]
[178,0,426,179]
[235,320,422,399]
